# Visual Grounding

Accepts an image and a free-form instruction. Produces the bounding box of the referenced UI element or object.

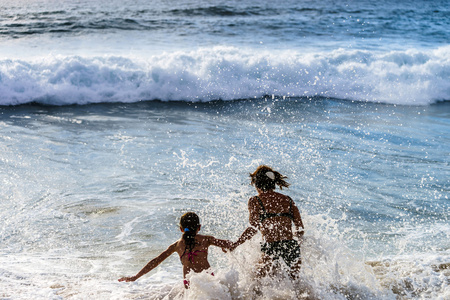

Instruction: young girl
[118,212,233,288]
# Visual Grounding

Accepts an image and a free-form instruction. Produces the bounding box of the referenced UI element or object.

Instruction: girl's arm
[118,242,177,282]
[207,236,234,250]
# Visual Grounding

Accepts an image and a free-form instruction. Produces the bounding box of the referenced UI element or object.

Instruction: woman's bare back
[249,190,303,243]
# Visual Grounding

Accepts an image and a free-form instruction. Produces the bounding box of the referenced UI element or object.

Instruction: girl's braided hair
[180,212,200,253]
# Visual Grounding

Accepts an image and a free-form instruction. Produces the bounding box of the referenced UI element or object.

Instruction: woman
[232,165,305,279]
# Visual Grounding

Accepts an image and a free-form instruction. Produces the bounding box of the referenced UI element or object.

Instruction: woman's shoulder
[248,195,261,203]
[248,195,261,208]
[273,191,292,200]
[272,190,287,196]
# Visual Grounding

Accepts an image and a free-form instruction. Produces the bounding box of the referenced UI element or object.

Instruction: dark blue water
[1,0,449,49]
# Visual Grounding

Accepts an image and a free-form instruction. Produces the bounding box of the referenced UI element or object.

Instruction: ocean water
[0,0,449,299]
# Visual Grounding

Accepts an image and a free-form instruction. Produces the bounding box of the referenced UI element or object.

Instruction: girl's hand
[118,276,137,282]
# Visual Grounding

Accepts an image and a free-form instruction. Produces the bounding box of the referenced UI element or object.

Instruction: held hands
[222,227,257,253]
[221,242,239,253]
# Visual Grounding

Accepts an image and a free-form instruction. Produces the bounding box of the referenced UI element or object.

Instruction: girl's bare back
[175,234,213,277]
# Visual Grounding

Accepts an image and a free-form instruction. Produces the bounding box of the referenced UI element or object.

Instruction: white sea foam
[0,46,448,106]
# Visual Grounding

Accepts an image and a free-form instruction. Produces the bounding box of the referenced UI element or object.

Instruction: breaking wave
[1,46,449,106]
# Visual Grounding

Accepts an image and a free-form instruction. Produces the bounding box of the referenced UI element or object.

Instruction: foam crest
[0,46,448,106]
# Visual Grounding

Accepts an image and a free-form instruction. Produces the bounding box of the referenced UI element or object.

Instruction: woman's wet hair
[250,165,290,191]
[180,212,200,253]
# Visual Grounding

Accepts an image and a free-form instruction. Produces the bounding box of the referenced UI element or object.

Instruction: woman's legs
[288,256,302,280]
